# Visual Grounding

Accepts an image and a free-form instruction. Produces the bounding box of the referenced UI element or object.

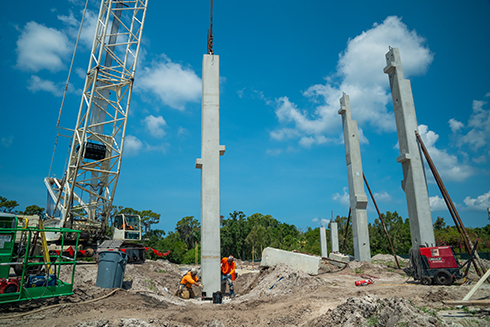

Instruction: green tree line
[3,196,489,264]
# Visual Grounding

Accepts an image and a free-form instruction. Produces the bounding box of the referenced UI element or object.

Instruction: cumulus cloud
[271,16,433,147]
[463,190,490,211]
[332,187,350,207]
[450,99,490,159]
[418,124,474,182]
[16,21,72,72]
[373,191,391,201]
[142,115,167,138]
[27,75,63,96]
[124,135,143,156]
[448,118,464,133]
[136,55,201,110]
[429,195,447,211]
[311,217,330,227]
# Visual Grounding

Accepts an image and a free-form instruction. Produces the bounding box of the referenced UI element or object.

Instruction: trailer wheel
[421,276,432,285]
[4,284,18,293]
[434,269,453,285]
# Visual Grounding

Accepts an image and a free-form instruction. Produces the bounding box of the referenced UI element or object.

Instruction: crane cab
[112,214,142,241]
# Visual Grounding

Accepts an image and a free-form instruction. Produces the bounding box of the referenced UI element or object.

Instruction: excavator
[43,0,149,262]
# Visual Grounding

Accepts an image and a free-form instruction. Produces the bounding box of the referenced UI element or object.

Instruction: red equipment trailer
[404,243,477,286]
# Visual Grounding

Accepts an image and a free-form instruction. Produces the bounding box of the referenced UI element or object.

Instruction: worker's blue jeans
[221,273,234,295]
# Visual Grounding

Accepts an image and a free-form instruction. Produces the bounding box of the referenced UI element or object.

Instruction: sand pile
[238,262,326,300]
[309,295,446,327]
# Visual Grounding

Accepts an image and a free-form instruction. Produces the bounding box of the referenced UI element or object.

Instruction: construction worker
[220,255,236,296]
[177,267,200,299]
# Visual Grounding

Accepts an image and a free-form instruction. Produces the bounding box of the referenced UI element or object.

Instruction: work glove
[226,273,232,279]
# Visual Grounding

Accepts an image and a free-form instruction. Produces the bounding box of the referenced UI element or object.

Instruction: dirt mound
[309,295,445,327]
[371,253,409,264]
[237,263,326,300]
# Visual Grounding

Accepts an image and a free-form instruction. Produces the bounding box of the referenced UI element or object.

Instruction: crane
[44,0,148,248]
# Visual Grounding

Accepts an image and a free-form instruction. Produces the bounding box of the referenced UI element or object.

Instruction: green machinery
[0,214,80,303]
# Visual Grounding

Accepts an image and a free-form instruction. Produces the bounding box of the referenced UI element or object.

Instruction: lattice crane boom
[45,0,148,241]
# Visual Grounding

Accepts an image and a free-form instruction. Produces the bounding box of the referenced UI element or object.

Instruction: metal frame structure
[0,216,80,304]
[45,0,148,240]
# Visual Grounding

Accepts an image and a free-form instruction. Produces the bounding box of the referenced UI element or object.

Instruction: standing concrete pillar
[338,94,371,262]
[320,226,328,258]
[196,54,226,296]
[330,222,339,253]
[383,48,435,247]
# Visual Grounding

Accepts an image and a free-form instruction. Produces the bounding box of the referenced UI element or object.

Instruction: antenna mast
[207,0,214,54]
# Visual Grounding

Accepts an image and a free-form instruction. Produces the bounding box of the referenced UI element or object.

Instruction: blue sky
[1,0,490,234]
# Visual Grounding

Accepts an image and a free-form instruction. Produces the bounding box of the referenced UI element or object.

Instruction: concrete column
[320,226,328,258]
[330,222,339,253]
[383,48,435,247]
[196,54,225,296]
[338,94,371,262]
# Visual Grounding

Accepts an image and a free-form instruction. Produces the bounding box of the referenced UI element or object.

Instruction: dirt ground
[1,254,489,327]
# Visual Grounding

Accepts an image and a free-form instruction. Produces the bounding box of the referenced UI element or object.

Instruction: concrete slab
[261,247,321,275]
[329,252,352,267]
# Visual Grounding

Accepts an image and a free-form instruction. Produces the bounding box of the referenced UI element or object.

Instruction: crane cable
[48,0,90,178]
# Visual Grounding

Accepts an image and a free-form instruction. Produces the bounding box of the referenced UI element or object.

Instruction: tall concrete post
[196,54,226,296]
[338,94,371,262]
[330,222,339,253]
[383,48,435,247]
[320,226,328,258]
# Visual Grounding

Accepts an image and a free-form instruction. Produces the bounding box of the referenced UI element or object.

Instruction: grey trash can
[95,250,127,289]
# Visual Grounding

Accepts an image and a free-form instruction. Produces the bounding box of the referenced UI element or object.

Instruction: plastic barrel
[95,251,127,289]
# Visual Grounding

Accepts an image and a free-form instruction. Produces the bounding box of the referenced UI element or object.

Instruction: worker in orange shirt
[220,255,236,296]
[177,268,201,299]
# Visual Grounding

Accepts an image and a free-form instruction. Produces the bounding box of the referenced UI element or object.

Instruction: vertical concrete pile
[383,47,435,247]
[196,54,225,296]
[338,94,371,262]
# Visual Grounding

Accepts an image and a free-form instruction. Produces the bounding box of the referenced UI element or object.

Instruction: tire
[4,284,18,293]
[421,276,432,286]
[434,269,453,286]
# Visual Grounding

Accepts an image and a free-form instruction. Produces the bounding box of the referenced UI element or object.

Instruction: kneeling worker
[177,268,201,299]
[220,255,236,296]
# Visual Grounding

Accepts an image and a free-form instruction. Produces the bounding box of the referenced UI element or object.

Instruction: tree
[19,205,45,219]
[0,196,19,213]
[175,216,200,250]
[221,211,249,260]
[434,217,446,231]
[140,210,160,233]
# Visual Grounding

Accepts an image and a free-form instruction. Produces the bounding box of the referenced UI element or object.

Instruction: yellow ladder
[38,220,53,275]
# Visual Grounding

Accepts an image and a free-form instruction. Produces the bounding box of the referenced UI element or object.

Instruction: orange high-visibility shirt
[180,271,198,288]
[221,257,236,280]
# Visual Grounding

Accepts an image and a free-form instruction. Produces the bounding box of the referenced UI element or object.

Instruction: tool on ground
[269,276,284,289]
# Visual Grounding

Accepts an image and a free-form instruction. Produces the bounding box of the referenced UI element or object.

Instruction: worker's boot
[229,285,235,298]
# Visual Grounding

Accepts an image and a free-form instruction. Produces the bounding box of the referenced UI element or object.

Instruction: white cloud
[373,191,391,201]
[16,22,71,72]
[136,55,201,110]
[142,115,167,138]
[463,190,490,211]
[332,187,350,207]
[177,127,188,136]
[448,118,463,133]
[418,124,474,182]
[266,148,282,156]
[429,195,447,211]
[27,75,78,97]
[271,16,433,147]
[313,218,331,227]
[27,75,63,96]
[1,136,13,147]
[451,98,490,157]
[124,135,143,156]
